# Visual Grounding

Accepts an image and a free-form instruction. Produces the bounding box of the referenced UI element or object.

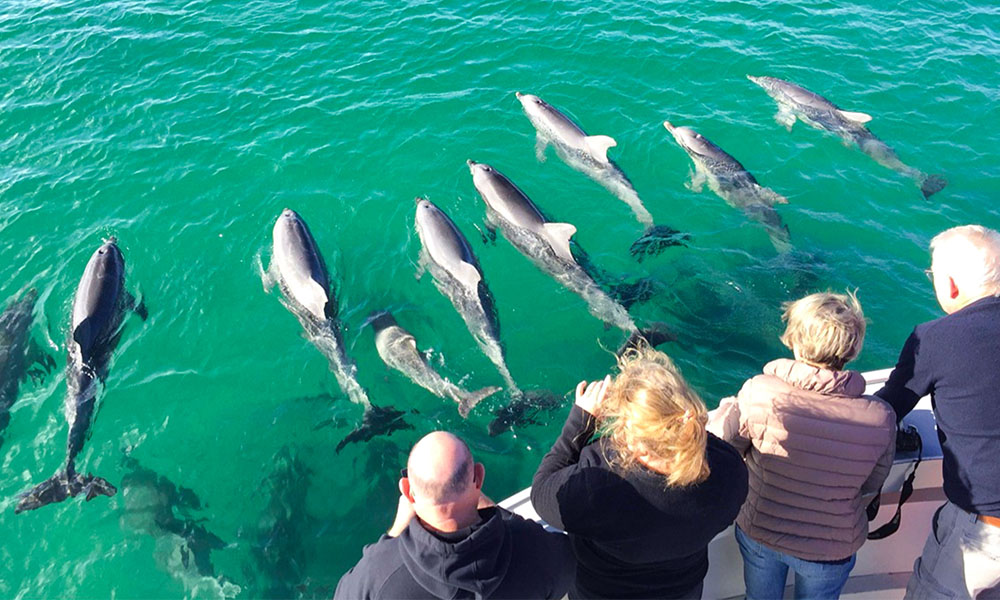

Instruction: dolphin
[16,239,146,513]
[120,456,240,599]
[266,209,408,450]
[267,208,370,408]
[414,197,520,396]
[370,311,499,417]
[747,75,947,199]
[663,121,792,253]
[247,446,312,598]
[468,160,665,335]
[515,92,657,227]
[0,288,55,447]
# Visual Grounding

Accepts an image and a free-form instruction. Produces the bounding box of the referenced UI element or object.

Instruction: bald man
[334,431,574,599]
[877,225,1000,599]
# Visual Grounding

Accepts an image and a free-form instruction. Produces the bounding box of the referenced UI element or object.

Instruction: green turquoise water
[1,0,998,596]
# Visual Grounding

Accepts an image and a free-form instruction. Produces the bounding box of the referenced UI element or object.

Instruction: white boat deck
[499,368,944,599]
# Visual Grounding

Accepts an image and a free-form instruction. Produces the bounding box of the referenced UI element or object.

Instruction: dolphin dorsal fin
[542,222,577,263]
[300,279,330,320]
[454,260,482,292]
[583,135,617,163]
[838,110,872,124]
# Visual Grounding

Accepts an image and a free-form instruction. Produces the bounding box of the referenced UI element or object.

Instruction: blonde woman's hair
[780,291,865,370]
[930,225,1000,297]
[598,346,709,487]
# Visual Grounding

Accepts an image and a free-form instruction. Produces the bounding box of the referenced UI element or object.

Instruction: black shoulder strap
[867,425,923,540]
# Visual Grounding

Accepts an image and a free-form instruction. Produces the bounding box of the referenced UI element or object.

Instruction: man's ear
[400,477,415,503]
[473,462,485,490]
[949,276,960,299]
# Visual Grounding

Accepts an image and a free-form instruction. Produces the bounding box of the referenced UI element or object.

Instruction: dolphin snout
[466,159,476,166]
[414,196,426,206]
[662,120,675,132]
[515,91,523,99]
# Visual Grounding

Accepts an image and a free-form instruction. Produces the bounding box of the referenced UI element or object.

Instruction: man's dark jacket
[334,506,574,599]
[877,294,1000,517]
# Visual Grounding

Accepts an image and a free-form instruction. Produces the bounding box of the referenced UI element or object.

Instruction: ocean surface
[1,0,998,596]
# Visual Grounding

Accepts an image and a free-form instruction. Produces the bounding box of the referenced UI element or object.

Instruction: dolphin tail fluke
[487,390,562,437]
[610,278,660,310]
[335,404,412,454]
[618,323,676,357]
[629,225,690,262]
[920,174,947,199]
[14,471,117,513]
[453,386,502,418]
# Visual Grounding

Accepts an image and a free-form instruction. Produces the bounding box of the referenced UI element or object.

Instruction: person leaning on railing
[530,346,749,600]
[707,292,896,600]
[334,431,575,600]
[876,225,1000,599]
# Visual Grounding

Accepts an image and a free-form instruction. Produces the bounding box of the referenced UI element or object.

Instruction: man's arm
[876,330,933,421]
[386,495,415,538]
[334,542,386,600]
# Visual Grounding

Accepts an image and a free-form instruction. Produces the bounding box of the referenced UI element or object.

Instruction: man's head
[929,225,1000,314]
[399,431,485,532]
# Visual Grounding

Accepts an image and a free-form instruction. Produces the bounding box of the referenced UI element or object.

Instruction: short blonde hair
[931,225,1000,297]
[598,346,709,487]
[780,292,865,371]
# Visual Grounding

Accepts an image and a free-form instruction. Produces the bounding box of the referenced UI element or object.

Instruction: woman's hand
[575,375,611,416]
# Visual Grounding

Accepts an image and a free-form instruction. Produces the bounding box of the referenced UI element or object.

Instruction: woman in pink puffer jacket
[707,292,896,600]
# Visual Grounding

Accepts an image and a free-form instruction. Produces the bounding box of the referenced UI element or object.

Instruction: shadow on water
[119,455,240,599]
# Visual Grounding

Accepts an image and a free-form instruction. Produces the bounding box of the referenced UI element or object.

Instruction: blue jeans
[735,525,856,600]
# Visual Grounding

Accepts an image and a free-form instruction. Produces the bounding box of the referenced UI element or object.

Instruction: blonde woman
[707,292,896,600]
[531,347,749,599]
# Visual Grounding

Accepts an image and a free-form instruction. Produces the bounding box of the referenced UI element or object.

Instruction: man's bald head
[406,432,475,505]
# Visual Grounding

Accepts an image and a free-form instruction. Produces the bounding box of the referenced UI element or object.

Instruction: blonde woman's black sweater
[531,405,748,599]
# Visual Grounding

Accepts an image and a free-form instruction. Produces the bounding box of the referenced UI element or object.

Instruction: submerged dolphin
[0,288,55,447]
[266,209,408,451]
[120,456,239,599]
[516,92,655,228]
[370,312,499,417]
[414,198,520,396]
[747,75,947,199]
[16,239,146,513]
[663,121,792,252]
[468,160,663,336]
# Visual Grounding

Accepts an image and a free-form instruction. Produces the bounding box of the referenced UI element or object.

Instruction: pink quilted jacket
[708,359,896,561]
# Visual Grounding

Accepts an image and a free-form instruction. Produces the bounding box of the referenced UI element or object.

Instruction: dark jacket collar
[398,507,511,599]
